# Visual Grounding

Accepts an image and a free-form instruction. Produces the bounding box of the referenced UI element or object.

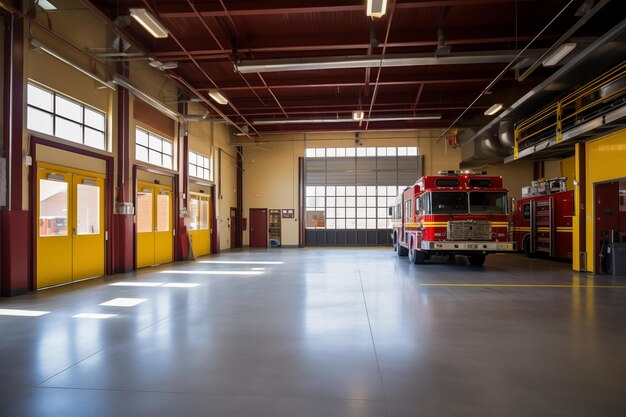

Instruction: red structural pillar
[112,84,134,273]
[177,100,189,260]
[1,10,30,296]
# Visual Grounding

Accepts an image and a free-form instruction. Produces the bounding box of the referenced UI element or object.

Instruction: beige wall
[213,123,239,251]
[240,130,461,246]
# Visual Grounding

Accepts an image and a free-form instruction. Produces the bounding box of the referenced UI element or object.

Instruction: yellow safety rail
[514,60,626,160]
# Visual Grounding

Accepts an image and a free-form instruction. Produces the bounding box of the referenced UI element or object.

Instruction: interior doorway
[136,182,173,268]
[594,179,626,273]
[188,192,211,257]
[249,208,268,247]
[36,165,105,288]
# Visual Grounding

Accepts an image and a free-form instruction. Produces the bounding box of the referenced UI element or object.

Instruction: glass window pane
[367,219,376,229]
[326,197,335,207]
[55,96,83,122]
[326,207,335,218]
[345,147,356,157]
[136,129,149,146]
[306,186,316,196]
[315,197,325,207]
[356,196,366,207]
[367,186,376,195]
[315,148,325,157]
[162,155,173,170]
[306,197,315,207]
[336,186,346,196]
[149,135,162,152]
[367,197,376,207]
[387,196,396,206]
[378,196,387,207]
[28,84,53,111]
[137,191,153,233]
[378,219,387,229]
[357,186,366,196]
[136,145,148,162]
[326,218,336,229]
[162,140,173,156]
[84,107,105,131]
[387,147,396,156]
[315,186,325,196]
[326,148,336,157]
[366,147,376,156]
[336,196,346,206]
[202,168,209,180]
[356,147,366,157]
[377,147,387,156]
[305,148,315,157]
[388,186,398,195]
[346,197,355,207]
[336,148,346,157]
[336,218,346,229]
[377,186,387,195]
[149,149,161,166]
[326,187,335,196]
[397,147,407,156]
[84,128,105,150]
[367,207,376,218]
[346,218,356,228]
[39,179,68,237]
[336,207,346,217]
[346,207,355,217]
[55,117,82,143]
[189,165,197,178]
[408,147,418,156]
[203,156,210,168]
[76,183,100,235]
[156,193,170,232]
[357,219,367,229]
[200,200,209,229]
[188,198,199,230]
[357,207,366,217]
[378,207,387,218]
[189,152,197,165]
[27,107,54,135]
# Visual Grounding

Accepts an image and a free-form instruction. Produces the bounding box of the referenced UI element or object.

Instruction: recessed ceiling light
[208,89,228,105]
[38,0,56,11]
[129,8,169,39]
[484,103,504,116]
[99,298,148,307]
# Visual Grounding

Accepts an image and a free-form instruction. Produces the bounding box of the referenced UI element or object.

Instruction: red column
[177,100,189,260]
[1,11,30,296]
[112,85,135,273]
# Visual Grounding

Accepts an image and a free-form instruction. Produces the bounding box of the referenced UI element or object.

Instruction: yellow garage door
[37,165,105,289]
[188,192,211,257]
[137,182,173,268]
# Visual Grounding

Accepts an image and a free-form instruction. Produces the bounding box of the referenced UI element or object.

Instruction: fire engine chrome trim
[420,241,516,251]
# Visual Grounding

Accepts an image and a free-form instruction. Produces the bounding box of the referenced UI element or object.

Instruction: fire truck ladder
[530,198,554,256]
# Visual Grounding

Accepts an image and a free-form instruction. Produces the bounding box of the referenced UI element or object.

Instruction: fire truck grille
[447,221,492,241]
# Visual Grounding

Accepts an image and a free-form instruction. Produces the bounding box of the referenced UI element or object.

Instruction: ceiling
[78,0,625,137]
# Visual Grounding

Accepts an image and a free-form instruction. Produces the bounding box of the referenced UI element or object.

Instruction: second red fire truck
[390,170,516,266]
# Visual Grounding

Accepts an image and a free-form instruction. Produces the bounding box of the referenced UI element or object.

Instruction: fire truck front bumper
[420,241,516,252]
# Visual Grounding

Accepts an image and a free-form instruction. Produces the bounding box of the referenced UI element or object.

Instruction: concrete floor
[1,248,626,417]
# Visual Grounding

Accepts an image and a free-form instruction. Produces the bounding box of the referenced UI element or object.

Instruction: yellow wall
[583,129,626,272]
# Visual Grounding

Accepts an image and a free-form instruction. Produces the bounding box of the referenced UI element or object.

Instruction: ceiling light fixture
[353,111,365,121]
[208,89,228,105]
[129,8,169,39]
[38,0,57,11]
[367,0,388,18]
[484,103,504,116]
[252,115,442,125]
[542,43,577,67]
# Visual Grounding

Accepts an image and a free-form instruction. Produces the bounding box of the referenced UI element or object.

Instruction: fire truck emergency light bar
[437,170,488,176]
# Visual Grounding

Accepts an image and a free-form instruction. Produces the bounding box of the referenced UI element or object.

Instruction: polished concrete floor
[1,249,626,417]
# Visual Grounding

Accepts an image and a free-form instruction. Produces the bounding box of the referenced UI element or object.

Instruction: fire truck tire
[397,243,408,257]
[523,237,535,258]
[468,254,486,266]
[409,249,426,264]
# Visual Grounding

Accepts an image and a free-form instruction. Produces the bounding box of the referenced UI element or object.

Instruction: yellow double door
[37,165,105,289]
[136,182,173,268]
[188,193,211,257]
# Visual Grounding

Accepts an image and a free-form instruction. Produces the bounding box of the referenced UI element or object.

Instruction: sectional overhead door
[304,152,423,246]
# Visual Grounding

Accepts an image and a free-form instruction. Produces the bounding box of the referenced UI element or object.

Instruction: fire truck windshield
[427,191,507,215]
[469,192,507,214]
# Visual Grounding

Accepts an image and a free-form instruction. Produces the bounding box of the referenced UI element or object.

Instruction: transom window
[305,146,418,158]
[135,128,173,169]
[189,151,212,181]
[27,82,106,150]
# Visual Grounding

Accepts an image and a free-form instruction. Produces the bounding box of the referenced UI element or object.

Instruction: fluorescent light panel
[198,261,284,265]
[367,0,388,18]
[129,8,169,39]
[484,103,504,116]
[208,89,228,105]
[73,313,117,319]
[161,270,264,275]
[100,298,148,307]
[353,111,365,121]
[0,309,50,317]
[542,43,577,67]
[253,115,441,125]
[38,0,56,11]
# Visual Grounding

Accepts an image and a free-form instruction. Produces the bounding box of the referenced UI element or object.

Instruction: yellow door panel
[136,184,155,268]
[154,187,173,264]
[188,193,211,257]
[73,175,105,280]
[37,169,73,288]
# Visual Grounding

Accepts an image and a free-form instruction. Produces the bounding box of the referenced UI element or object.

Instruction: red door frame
[594,180,622,273]
[249,208,268,247]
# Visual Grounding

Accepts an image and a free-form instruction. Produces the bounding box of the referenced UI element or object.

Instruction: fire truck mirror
[388,207,392,216]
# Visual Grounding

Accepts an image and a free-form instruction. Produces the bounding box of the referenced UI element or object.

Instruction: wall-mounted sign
[282,209,294,218]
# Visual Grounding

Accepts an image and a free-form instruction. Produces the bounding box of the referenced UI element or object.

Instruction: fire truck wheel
[409,249,426,264]
[468,254,486,266]
[397,244,408,257]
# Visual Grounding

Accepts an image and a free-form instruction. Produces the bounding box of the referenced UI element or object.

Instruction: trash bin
[609,243,626,275]
[270,239,280,248]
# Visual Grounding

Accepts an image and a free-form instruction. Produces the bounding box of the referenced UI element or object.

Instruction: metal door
[594,181,619,273]
[249,208,268,247]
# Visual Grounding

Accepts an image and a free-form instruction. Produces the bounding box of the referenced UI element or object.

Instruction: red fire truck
[390,170,515,266]
[512,178,573,259]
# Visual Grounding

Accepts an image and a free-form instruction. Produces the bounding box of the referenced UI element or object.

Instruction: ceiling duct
[498,121,515,149]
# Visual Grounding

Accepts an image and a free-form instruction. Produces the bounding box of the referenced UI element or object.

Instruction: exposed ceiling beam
[157,0,533,18]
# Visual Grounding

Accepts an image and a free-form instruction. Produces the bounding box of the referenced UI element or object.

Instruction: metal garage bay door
[304,151,423,246]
